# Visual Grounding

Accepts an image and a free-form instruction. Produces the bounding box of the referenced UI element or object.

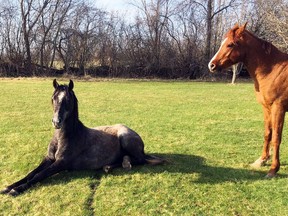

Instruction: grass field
[1,78,288,215]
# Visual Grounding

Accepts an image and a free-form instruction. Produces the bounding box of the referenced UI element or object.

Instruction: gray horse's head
[51,79,77,129]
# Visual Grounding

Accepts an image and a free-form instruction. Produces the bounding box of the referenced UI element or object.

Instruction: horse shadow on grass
[34,153,288,191]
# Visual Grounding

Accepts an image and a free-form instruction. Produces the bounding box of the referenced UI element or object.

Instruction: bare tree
[130,0,173,76]
[0,0,282,79]
[0,2,24,76]
[35,0,73,73]
[205,0,236,63]
[57,2,106,75]
[255,0,288,52]
[20,0,50,74]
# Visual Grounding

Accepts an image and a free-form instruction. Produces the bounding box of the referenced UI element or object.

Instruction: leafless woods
[0,0,287,78]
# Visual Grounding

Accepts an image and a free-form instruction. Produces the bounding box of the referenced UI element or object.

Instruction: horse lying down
[1,79,164,196]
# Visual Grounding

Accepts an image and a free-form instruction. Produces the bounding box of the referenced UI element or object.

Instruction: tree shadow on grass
[142,153,273,183]
[36,153,288,189]
[115,153,288,184]
[4,153,288,198]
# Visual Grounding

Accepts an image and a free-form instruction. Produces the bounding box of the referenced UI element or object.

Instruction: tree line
[0,0,287,79]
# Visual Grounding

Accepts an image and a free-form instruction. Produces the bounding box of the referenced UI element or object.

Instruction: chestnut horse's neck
[242,31,288,81]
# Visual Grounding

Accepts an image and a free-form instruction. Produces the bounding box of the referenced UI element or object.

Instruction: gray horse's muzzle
[52,116,62,129]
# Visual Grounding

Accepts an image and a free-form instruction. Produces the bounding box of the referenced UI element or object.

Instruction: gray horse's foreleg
[7,160,65,196]
[1,156,54,194]
[103,164,121,173]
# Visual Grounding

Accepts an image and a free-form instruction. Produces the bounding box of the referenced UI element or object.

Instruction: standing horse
[208,23,288,178]
[1,79,164,196]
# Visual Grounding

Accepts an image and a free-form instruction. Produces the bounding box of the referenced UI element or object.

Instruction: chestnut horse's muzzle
[208,62,217,72]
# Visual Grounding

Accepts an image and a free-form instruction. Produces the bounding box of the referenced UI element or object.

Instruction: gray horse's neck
[58,115,85,138]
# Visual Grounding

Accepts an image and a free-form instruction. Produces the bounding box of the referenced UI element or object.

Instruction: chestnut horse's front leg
[1,156,54,194]
[251,107,272,168]
[266,105,285,178]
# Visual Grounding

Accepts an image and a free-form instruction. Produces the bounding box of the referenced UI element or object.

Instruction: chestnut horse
[208,23,288,178]
[1,79,164,196]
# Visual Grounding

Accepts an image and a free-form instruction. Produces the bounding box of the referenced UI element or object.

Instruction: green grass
[1,78,288,215]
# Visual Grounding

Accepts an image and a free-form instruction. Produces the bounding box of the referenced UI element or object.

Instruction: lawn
[1,78,288,215]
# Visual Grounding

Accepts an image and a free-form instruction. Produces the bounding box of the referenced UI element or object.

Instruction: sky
[98,0,131,11]
[97,0,138,21]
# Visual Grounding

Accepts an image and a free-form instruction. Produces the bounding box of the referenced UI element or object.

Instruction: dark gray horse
[1,79,164,196]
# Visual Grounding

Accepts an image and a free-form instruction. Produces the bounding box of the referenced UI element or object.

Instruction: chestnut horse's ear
[243,22,248,29]
[235,22,248,41]
[238,22,248,34]
[53,79,59,89]
[68,80,74,91]
[240,22,248,31]
[233,23,239,29]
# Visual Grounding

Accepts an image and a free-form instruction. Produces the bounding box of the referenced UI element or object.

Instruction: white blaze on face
[52,91,67,128]
[208,37,228,71]
[58,91,66,103]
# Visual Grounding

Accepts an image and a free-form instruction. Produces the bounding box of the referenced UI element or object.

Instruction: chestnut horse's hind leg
[251,107,272,168]
[1,156,54,195]
[266,106,285,178]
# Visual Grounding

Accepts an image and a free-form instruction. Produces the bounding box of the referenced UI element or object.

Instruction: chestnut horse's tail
[144,154,166,165]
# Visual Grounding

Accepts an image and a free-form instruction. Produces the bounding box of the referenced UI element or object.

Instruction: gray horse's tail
[144,154,166,165]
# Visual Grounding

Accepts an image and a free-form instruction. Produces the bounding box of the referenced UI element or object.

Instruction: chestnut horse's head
[208,23,248,73]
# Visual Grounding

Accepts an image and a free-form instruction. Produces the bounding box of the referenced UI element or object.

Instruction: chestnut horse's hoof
[265,172,277,179]
[250,157,268,168]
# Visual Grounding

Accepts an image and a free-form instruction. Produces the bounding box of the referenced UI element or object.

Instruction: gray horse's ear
[68,80,74,90]
[53,79,59,89]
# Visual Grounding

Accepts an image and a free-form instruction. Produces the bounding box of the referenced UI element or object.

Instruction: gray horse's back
[78,124,163,170]
[95,124,142,138]
[95,124,145,150]
[95,124,146,164]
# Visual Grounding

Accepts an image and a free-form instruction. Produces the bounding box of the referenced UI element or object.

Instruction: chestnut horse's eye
[227,43,234,48]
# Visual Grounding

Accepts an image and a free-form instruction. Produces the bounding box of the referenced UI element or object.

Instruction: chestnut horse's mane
[226,24,273,55]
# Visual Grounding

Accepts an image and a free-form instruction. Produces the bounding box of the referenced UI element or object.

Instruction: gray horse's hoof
[122,156,132,170]
[103,165,112,173]
[0,187,11,194]
[8,189,20,197]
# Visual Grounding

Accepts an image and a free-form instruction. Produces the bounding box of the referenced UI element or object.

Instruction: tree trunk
[205,0,213,61]
[20,0,32,74]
